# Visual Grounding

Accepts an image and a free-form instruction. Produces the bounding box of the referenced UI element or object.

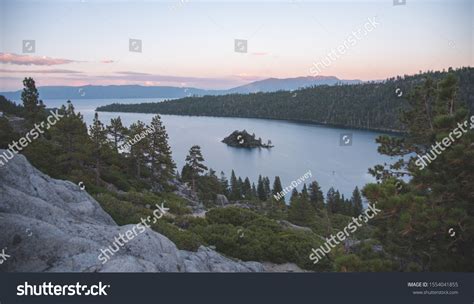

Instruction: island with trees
[222,130,273,148]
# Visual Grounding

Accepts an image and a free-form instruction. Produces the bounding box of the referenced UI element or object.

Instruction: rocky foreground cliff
[0,150,264,272]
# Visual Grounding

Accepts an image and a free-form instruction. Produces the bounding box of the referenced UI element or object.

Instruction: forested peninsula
[97,68,474,132]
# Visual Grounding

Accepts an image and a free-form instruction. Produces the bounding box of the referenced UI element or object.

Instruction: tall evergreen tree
[31,101,88,175]
[334,190,344,213]
[288,189,316,227]
[257,175,266,201]
[290,188,299,201]
[184,145,208,191]
[243,177,252,199]
[263,177,271,200]
[230,170,239,200]
[51,101,89,170]
[89,112,108,185]
[219,171,229,196]
[272,176,283,197]
[367,73,473,271]
[147,115,175,186]
[351,186,363,216]
[301,183,309,199]
[129,121,149,178]
[309,181,325,210]
[107,116,128,152]
[326,187,337,213]
[237,177,244,199]
[21,77,45,123]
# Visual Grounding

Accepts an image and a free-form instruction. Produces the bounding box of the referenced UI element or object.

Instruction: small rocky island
[222,130,274,148]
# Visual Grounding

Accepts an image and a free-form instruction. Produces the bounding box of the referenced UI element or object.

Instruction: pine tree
[301,183,309,199]
[237,177,244,199]
[263,177,271,200]
[32,101,88,175]
[268,177,287,219]
[89,112,108,185]
[147,115,175,186]
[129,121,149,178]
[334,190,344,213]
[326,187,337,213]
[339,194,352,216]
[366,73,473,271]
[107,116,128,152]
[21,77,45,123]
[290,188,299,201]
[229,170,239,200]
[288,189,316,227]
[351,186,363,216]
[184,145,208,192]
[272,176,283,198]
[219,171,229,196]
[309,181,325,210]
[243,177,252,199]
[257,175,266,201]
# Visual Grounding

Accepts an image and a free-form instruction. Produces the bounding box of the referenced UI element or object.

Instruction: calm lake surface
[40,98,395,201]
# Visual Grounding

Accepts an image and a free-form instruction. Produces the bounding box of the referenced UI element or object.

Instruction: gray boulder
[0,151,263,272]
[180,246,264,272]
[262,262,307,273]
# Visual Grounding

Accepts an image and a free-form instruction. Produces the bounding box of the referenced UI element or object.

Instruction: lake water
[38,98,394,201]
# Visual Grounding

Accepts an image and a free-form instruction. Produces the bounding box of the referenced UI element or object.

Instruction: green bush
[117,191,191,215]
[334,254,363,272]
[173,215,209,230]
[190,207,332,271]
[95,193,200,251]
[100,165,131,191]
[95,193,150,225]
[151,220,202,251]
[206,207,261,226]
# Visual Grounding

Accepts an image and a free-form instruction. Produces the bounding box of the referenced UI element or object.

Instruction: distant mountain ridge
[0,85,210,101]
[0,76,361,100]
[226,76,361,94]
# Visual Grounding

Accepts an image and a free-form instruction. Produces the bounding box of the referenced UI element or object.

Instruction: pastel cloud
[0,68,82,74]
[0,53,77,66]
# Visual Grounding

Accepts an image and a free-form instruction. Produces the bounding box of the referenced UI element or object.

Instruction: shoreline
[96,109,406,135]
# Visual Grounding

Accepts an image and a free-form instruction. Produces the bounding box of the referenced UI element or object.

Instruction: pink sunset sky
[0,0,472,91]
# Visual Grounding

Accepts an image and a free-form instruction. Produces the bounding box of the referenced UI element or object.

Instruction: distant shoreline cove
[96,109,405,135]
